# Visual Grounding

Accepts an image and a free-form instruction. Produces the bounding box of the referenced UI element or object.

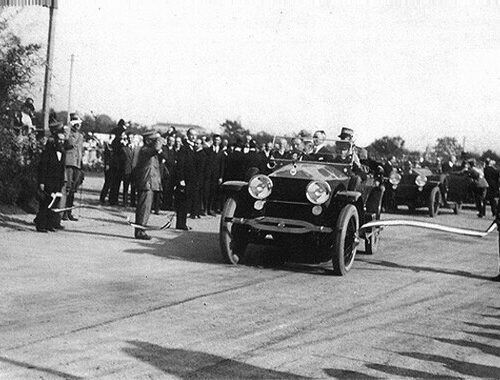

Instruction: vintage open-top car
[383,167,456,216]
[219,138,386,276]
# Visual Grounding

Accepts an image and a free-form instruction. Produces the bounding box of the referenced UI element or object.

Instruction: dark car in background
[384,167,455,217]
[219,138,385,276]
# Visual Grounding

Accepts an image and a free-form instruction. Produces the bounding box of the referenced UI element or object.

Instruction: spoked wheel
[332,204,359,276]
[220,196,248,264]
[429,187,441,217]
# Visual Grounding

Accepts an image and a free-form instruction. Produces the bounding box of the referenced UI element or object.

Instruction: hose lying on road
[360,219,497,238]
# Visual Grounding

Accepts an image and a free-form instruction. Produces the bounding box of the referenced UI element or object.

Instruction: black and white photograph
[0,0,499,378]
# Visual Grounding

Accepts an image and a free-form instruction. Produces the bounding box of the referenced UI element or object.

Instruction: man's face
[313,132,325,146]
[195,138,202,149]
[188,130,198,142]
[214,136,222,146]
[175,137,182,147]
[266,142,273,151]
[168,136,175,147]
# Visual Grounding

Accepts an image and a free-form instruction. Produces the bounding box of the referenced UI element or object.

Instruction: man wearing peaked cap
[338,127,354,141]
[62,112,84,221]
[133,129,163,239]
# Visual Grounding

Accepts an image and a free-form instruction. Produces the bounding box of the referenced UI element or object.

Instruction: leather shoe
[208,211,216,216]
[36,227,48,233]
[68,214,78,221]
[135,233,151,240]
[47,227,56,232]
[53,224,64,230]
[177,225,191,231]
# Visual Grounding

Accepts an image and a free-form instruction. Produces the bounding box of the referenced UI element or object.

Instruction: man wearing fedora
[34,121,66,232]
[134,130,163,239]
[62,113,84,221]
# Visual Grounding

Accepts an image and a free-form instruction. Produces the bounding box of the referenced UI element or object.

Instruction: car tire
[332,204,359,276]
[429,187,441,217]
[220,196,248,265]
[364,225,380,255]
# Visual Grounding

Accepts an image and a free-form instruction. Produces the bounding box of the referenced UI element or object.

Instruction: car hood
[269,162,349,182]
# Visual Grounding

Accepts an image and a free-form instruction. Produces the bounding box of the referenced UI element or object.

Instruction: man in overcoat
[134,131,163,239]
[35,122,66,232]
[174,128,198,230]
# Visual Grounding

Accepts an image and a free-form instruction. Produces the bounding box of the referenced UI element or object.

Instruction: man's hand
[39,184,45,192]
[218,178,223,185]
[179,180,186,187]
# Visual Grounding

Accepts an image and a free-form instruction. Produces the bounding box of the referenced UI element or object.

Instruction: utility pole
[42,3,57,131]
[67,53,75,123]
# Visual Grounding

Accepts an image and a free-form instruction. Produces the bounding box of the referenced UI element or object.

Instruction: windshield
[269,137,354,165]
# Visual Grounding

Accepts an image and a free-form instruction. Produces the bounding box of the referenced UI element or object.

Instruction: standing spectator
[259,141,274,174]
[122,133,135,207]
[34,122,66,232]
[134,131,163,240]
[205,134,225,215]
[224,137,247,182]
[62,114,84,221]
[99,134,114,204]
[484,158,499,216]
[160,134,176,211]
[468,160,489,218]
[175,128,197,230]
[108,121,127,205]
[192,137,208,218]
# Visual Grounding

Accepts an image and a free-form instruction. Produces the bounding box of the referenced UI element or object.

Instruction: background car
[219,138,385,276]
[383,167,456,217]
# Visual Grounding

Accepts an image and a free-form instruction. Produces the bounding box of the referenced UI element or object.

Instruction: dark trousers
[485,191,498,216]
[152,191,161,213]
[100,168,111,203]
[208,178,221,213]
[109,167,124,205]
[175,184,195,229]
[161,175,174,210]
[123,173,134,207]
[474,187,487,217]
[135,189,154,227]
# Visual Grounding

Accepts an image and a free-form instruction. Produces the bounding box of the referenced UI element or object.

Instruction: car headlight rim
[415,175,427,187]
[248,174,273,200]
[306,180,331,205]
[389,172,401,185]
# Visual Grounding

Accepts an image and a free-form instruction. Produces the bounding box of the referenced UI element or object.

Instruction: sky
[3,0,500,152]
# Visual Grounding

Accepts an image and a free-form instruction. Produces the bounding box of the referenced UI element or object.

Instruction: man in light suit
[134,131,163,240]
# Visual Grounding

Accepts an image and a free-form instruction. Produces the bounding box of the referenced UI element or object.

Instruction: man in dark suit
[484,158,499,216]
[160,134,176,211]
[223,137,248,182]
[175,128,198,230]
[35,122,66,232]
[192,137,208,218]
[134,131,163,240]
[205,134,225,215]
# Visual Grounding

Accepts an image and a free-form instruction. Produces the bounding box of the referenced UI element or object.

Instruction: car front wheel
[332,204,359,276]
[429,187,441,217]
[220,196,248,264]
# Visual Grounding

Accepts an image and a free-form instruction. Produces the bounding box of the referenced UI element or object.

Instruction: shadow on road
[359,259,491,281]
[398,351,500,378]
[322,368,379,379]
[363,362,453,379]
[122,340,309,379]
[0,356,82,379]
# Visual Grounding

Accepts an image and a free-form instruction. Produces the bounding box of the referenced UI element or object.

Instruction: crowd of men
[32,110,500,238]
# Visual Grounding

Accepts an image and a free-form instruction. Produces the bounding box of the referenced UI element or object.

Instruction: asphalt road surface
[1,174,499,379]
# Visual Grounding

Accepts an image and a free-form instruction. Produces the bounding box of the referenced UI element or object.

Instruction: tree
[0,17,43,207]
[366,136,407,160]
[481,149,500,162]
[220,119,249,143]
[434,136,462,159]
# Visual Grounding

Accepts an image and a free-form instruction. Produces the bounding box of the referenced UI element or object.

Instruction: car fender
[334,190,362,203]
[221,181,248,194]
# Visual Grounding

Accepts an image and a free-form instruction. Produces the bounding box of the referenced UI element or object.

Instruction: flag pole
[42,2,56,132]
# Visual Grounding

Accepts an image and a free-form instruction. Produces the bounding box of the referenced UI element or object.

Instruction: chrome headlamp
[306,180,331,205]
[248,175,273,200]
[389,172,402,186]
[415,175,427,187]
